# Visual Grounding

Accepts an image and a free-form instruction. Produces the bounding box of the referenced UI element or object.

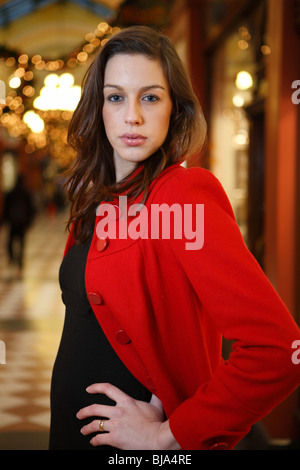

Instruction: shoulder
[149,164,235,218]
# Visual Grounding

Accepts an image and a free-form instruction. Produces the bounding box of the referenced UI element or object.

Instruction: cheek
[102,101,115,119]
[102,109,116,150]
[102,106,109,133]
[157,110,172,140]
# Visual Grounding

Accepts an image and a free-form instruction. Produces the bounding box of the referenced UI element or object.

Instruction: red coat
[64,163,300,450]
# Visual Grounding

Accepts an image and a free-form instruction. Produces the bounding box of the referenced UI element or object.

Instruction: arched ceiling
[0,0,122,57]
[0,0,120,26]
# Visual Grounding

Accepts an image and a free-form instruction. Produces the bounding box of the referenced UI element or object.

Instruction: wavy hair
[65,25,207,242]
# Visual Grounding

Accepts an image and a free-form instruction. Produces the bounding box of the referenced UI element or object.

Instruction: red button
[145,376,157,391]
[209,442,228,450]
[87,292,103,305]
[115,330,131,345]
[97,237,109,252]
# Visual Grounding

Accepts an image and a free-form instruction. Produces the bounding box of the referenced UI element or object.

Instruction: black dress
[49,239,151,450]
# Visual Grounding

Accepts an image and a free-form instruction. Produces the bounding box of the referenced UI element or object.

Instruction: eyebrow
[103,84,166,92]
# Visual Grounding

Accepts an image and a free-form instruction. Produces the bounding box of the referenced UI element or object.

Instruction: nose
[125,99,143,125]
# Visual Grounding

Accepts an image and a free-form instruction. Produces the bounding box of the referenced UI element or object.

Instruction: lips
[120,133,147,146]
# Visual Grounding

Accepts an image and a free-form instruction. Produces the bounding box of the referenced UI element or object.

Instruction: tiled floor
[0,211,67,449]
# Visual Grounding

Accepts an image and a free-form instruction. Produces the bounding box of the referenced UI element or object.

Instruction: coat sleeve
[160,168,300,450]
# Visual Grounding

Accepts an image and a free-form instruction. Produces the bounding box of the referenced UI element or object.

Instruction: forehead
[104,53,168,88]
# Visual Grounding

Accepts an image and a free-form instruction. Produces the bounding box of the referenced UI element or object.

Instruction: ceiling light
[9,76,21,89]
[235,71,253,90]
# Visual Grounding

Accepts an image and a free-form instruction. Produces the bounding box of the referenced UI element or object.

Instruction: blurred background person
[3,174,34,277]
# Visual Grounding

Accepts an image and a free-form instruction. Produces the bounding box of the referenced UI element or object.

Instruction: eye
[142,94,160,103]
[107,94,124,103]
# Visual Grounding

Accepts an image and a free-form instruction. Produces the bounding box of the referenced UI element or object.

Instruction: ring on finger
[99,419,105,432]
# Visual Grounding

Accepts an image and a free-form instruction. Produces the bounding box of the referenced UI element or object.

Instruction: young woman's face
[102,53,173,181]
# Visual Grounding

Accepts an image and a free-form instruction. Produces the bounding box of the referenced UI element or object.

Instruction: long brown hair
[65,25,206,242]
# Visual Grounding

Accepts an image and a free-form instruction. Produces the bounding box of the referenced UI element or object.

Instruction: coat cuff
[168,377,262,450]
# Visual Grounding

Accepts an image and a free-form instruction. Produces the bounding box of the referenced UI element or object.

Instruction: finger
[89,432,113,447]
[86,383,131,405]
[76,403,117,420]
[80,418,109,436]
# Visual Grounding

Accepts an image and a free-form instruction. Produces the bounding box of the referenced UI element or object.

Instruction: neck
[114,153,138,182]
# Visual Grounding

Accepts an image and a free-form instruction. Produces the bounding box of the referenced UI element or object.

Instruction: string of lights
[0,21,121,166]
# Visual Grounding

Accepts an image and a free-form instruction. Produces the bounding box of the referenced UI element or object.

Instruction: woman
[49,26,300,450]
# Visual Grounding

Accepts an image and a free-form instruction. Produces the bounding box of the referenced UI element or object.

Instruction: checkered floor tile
[0,211,66,447]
